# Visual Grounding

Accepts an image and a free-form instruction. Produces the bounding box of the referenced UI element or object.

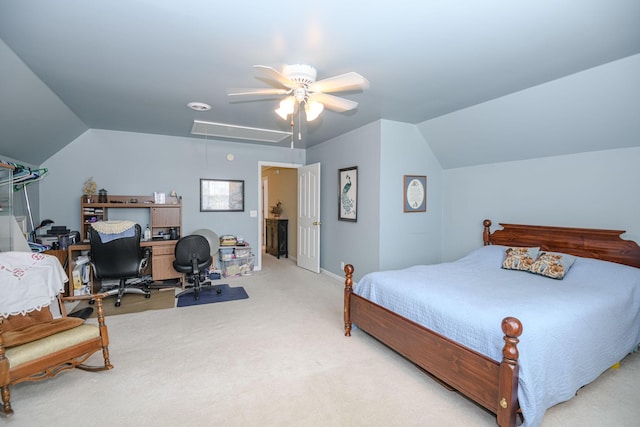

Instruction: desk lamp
[30,219,54,242]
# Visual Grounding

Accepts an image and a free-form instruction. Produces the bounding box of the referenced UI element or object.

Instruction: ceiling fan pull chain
[290,117,294,149]
[298,107,302,141]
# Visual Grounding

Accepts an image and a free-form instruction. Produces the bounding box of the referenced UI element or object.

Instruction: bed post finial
[498,316,522,427]
[501,317,522,363]
[483,219,492,246]
[344,264,354,337]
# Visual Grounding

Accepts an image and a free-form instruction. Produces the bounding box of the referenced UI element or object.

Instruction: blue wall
[441,147,640,261]
[307,121,381,281]
[306,119,445,281]
[40,129,305,270]
[379,120,443,269]
[416,54,640,262]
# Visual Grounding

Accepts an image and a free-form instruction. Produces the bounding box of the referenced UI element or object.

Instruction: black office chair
[89,223,151,307]
[174,234,221,300]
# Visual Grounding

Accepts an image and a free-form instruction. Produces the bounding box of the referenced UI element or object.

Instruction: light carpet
[7,253,640,426]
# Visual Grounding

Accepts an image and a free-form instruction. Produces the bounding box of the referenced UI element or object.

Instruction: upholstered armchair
[0,252,113,417]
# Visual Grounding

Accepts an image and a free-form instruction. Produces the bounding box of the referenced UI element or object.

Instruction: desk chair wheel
[216,287,222,294]
[115,301,121,307]
[89,299,95,305]
[145,293,151,299]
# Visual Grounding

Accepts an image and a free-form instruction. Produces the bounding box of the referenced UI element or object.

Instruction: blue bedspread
[355,245,640,427]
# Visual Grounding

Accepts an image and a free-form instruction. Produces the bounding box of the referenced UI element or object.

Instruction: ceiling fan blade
[308,72,370,93]
[253,65,296,88]
[309,93,358,112]
[228,88,290,97]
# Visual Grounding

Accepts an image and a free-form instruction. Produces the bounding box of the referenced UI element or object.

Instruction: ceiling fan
[228,64,369,122]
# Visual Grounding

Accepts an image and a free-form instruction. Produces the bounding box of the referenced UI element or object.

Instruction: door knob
[313,221,322,226]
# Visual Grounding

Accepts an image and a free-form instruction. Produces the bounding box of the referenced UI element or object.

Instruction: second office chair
[173,234,220,300]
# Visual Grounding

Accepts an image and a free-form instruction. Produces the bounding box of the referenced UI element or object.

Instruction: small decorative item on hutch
[98,188,108,203]
[169,190,179,204]
[82,177,97,203]
[270,201,283,218]
[154,192,166,204]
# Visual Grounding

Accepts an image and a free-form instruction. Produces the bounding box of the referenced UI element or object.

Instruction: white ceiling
[1,0,639,166]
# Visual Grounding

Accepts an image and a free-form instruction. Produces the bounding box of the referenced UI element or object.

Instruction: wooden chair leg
[1,385,13,417]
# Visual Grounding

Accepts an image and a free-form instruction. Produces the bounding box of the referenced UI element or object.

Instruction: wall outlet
[340,261,345,270]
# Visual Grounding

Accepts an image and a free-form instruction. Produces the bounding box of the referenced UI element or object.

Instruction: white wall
[442,147,640,261]
[40,129,305,269]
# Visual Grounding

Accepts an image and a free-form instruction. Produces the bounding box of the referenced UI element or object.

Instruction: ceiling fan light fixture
[275,107,288,120]
[231,64,368,146]
[305,101,324,122]
[275,97,295,120]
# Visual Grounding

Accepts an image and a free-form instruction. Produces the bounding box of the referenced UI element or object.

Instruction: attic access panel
[191,120,291,143]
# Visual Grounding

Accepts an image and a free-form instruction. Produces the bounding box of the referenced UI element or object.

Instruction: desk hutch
[67,195,183,295]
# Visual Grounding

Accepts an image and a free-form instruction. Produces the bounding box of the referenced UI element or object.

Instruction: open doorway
[257,161,300,271]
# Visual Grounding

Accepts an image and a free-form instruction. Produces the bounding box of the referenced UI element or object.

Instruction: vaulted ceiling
[1,1,639,166]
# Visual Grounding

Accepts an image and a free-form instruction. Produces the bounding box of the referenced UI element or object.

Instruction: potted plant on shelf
[270,201,283,218]
[83,177,97,203]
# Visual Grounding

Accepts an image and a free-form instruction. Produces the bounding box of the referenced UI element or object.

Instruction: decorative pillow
[502,247,540,271]
[0,306,53,332]
[530,251,576,280]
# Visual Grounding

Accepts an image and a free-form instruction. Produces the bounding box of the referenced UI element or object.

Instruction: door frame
[257,161,302,271]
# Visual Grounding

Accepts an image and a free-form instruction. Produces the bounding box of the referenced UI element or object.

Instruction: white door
[262,177,268,249]
[297,163,321,273]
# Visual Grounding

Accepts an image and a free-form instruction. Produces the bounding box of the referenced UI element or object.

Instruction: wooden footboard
[344,264,522,427]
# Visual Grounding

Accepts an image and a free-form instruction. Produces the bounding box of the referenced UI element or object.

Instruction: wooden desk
[44,249,68,269]
[67,239,181,295]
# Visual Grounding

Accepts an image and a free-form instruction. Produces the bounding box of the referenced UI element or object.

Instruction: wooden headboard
[483,219,640,269]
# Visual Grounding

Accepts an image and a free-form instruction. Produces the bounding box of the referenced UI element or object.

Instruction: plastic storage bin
[234,248,252,258]
[220,255,254,277]
[219,247,235,261]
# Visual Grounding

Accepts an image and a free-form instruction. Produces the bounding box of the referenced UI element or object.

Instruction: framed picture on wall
[339,166,357,221]
[403,175,427,212]
[200,179,245,212]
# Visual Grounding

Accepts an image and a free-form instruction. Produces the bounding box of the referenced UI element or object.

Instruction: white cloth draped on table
[90,220,136,243]
[0,252,67,318]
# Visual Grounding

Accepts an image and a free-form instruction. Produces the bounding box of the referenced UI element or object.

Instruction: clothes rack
[0,159,49,235]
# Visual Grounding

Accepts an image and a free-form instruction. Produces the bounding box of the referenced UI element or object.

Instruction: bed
[343,219,640,427]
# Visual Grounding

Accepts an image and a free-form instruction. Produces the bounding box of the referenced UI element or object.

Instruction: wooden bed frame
[343,219,640,427]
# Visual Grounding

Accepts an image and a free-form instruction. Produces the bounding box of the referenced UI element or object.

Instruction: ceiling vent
[191,120,291,143]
